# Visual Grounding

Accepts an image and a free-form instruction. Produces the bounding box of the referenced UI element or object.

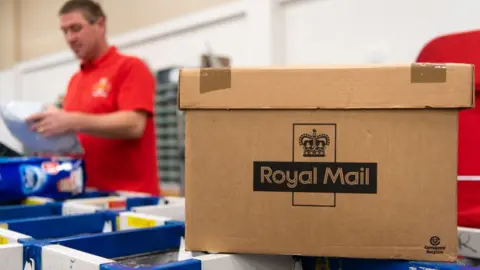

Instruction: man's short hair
[58,0,106,24]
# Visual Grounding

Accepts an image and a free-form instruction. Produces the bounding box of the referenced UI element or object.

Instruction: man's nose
[66,32,77,43]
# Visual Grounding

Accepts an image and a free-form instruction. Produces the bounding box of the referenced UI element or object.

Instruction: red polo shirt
[63,46,160,196]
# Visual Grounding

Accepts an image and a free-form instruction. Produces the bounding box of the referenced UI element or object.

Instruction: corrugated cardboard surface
[179,64,474,262]
[179,64,474,109]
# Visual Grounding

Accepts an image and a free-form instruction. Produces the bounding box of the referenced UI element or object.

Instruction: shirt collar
[80,46,118,71]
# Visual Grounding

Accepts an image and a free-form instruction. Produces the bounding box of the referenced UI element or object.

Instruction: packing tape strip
[411,63,447,83]
[198,65,447,93]
[199,68,231,94]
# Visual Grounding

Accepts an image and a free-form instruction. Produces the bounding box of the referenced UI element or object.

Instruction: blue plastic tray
[3,211,118,242]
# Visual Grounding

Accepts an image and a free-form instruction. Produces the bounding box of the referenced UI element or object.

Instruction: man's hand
[26,106,75,137]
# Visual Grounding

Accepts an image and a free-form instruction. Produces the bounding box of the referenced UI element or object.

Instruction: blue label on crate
[0,157,85,201]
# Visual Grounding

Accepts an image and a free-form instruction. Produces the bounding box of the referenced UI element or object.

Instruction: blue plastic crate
[1,211,118,243]
[0,202,63,223]
[23,222,187,270]
[0,193,160,224]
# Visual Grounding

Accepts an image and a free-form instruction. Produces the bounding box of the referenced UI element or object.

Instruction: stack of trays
[21,222,296,270]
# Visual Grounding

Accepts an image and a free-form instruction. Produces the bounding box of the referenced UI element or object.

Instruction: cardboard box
[178,64,475,262]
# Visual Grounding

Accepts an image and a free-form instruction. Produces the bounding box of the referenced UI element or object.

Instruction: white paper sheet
[0,101,83,154]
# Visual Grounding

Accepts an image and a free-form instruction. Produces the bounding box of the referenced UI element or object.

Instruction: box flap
[178,63,474,110]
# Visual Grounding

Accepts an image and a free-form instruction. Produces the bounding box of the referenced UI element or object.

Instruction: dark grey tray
[114,249,206,268]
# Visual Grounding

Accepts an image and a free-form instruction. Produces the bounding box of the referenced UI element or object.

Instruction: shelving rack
[154,68,185,196]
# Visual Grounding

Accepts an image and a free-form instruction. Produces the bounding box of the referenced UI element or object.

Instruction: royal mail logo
[92,77,111,98]
[253,162,376,193]
[299,129,330,157]
[253,123,378,206]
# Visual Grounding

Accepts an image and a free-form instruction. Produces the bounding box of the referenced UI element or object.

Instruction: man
[26,0,160,196]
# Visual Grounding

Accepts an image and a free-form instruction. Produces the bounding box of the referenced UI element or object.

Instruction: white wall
[20,62,79,104]
[0,69,22,151]
[1,0,480,126]
[123,17,249,70]
[282,0,480,65]
[15,1,248,104]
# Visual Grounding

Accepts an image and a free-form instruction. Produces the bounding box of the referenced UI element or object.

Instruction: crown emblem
[298,129,330,157]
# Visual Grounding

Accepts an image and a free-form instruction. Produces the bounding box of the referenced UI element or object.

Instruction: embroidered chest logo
[92,77,111,97]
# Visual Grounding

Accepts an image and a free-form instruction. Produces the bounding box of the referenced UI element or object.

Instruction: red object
[108,200,127,210]
[416,30,480,227]
[63,46,160,196]
[41,161,60,175]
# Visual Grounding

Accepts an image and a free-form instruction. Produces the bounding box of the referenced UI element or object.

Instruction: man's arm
[71,110,148,139]
[26,108,148,139]
[28,57,155,140]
